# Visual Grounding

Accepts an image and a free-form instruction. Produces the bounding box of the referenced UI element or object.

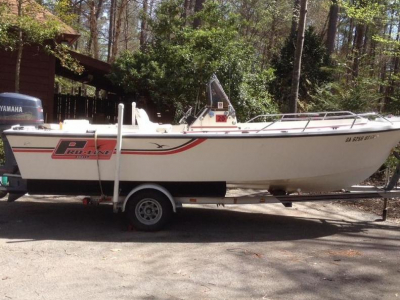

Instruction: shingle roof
[0,0,79,43]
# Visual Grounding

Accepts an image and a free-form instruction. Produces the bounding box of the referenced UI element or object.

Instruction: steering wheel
[179,106,193,124]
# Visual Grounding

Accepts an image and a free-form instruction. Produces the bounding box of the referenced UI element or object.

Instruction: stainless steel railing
[245,111,393,133]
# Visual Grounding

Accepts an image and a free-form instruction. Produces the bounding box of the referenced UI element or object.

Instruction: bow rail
[245,111,393,133]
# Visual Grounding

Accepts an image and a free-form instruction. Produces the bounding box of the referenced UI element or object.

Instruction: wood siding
[0,45,55,121]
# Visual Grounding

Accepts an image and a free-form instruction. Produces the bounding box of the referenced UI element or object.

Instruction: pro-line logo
[52,139,117,160]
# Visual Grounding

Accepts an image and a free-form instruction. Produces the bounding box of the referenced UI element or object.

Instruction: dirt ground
[336,198,400,224]
[0,194,400,300]
[341,177,400,224]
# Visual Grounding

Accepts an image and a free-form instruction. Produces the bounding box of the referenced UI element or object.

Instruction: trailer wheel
[125,190,172,231]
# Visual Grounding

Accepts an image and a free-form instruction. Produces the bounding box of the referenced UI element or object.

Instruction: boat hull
[5,125,400,195]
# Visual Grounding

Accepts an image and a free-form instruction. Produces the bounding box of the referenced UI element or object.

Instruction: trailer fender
[122,184,177,213]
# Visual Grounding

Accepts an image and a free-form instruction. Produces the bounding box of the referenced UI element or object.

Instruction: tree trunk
[110,0,128,63]
[326,0,339,55]
[193,0,205,29]
[182,0,190,21]
[189,0,195,11]
[351,23,365,80]
[382,10,397,111]
[362,25,369,55]
[344,17,354,56]
[124,1,129,51]
[87,0,94,54]
[378,7,395,110]
[289,0,308,113]
[95,0,104,57]
[140,0,148,51]
[378,24,388,104]
[391,22,400,95]
[87,1,97,58]
[368,37,376,77]
[74,1,82,50]
[149,0,155,17]
[15,0,23,93]
[336,15,341,51]
[391,55,400,104]
[107,0,116,62]
[15,31,23,93]
[87,0,104,59]
[290,0,300,37]
[265,16,277,64]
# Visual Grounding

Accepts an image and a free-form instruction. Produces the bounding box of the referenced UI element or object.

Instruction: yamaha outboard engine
[0,92,44,130]
[0,93,44,201]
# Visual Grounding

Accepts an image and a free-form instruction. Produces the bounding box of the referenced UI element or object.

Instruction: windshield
[206,76,234,110]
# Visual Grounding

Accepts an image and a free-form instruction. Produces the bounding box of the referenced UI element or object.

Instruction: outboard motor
[0,93,44,201]
[0,92,44,130]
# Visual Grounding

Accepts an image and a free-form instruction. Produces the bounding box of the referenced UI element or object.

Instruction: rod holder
[113,103,124,212]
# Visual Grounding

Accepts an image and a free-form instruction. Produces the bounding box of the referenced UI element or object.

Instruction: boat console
[183,75,239,132]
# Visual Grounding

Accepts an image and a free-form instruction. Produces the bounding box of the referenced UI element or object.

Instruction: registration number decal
[345,134,379,143]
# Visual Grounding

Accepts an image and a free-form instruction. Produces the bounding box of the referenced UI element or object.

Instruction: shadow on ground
[0,197,398,244]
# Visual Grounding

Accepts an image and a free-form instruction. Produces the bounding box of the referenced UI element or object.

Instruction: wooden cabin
[0,0,120,122]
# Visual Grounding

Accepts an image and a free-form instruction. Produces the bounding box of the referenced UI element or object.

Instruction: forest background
[2,0,400,122]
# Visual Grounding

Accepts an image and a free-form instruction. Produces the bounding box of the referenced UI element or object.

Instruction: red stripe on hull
[13,149,53,153]
[12,139,207,156]
[121,138,206,155]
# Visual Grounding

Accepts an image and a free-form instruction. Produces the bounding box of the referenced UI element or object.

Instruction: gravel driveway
[0,195,399,300]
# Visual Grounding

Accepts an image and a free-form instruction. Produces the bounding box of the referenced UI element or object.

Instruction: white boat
[3,76,400,197]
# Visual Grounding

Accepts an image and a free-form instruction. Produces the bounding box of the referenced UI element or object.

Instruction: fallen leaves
[226,248,264,259]
[325,249,362,257]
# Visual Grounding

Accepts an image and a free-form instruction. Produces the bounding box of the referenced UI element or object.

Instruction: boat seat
[136,108,172,133]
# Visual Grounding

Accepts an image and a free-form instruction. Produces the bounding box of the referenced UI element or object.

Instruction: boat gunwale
[4,125,400,139]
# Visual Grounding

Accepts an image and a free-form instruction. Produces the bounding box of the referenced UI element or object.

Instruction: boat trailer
[87,104,400,227]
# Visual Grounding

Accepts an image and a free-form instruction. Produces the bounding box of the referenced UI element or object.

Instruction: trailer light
[1,176,9,186]
[190,198,197,203]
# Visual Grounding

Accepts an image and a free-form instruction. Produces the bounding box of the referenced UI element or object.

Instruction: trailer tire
[125,190,172,231]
